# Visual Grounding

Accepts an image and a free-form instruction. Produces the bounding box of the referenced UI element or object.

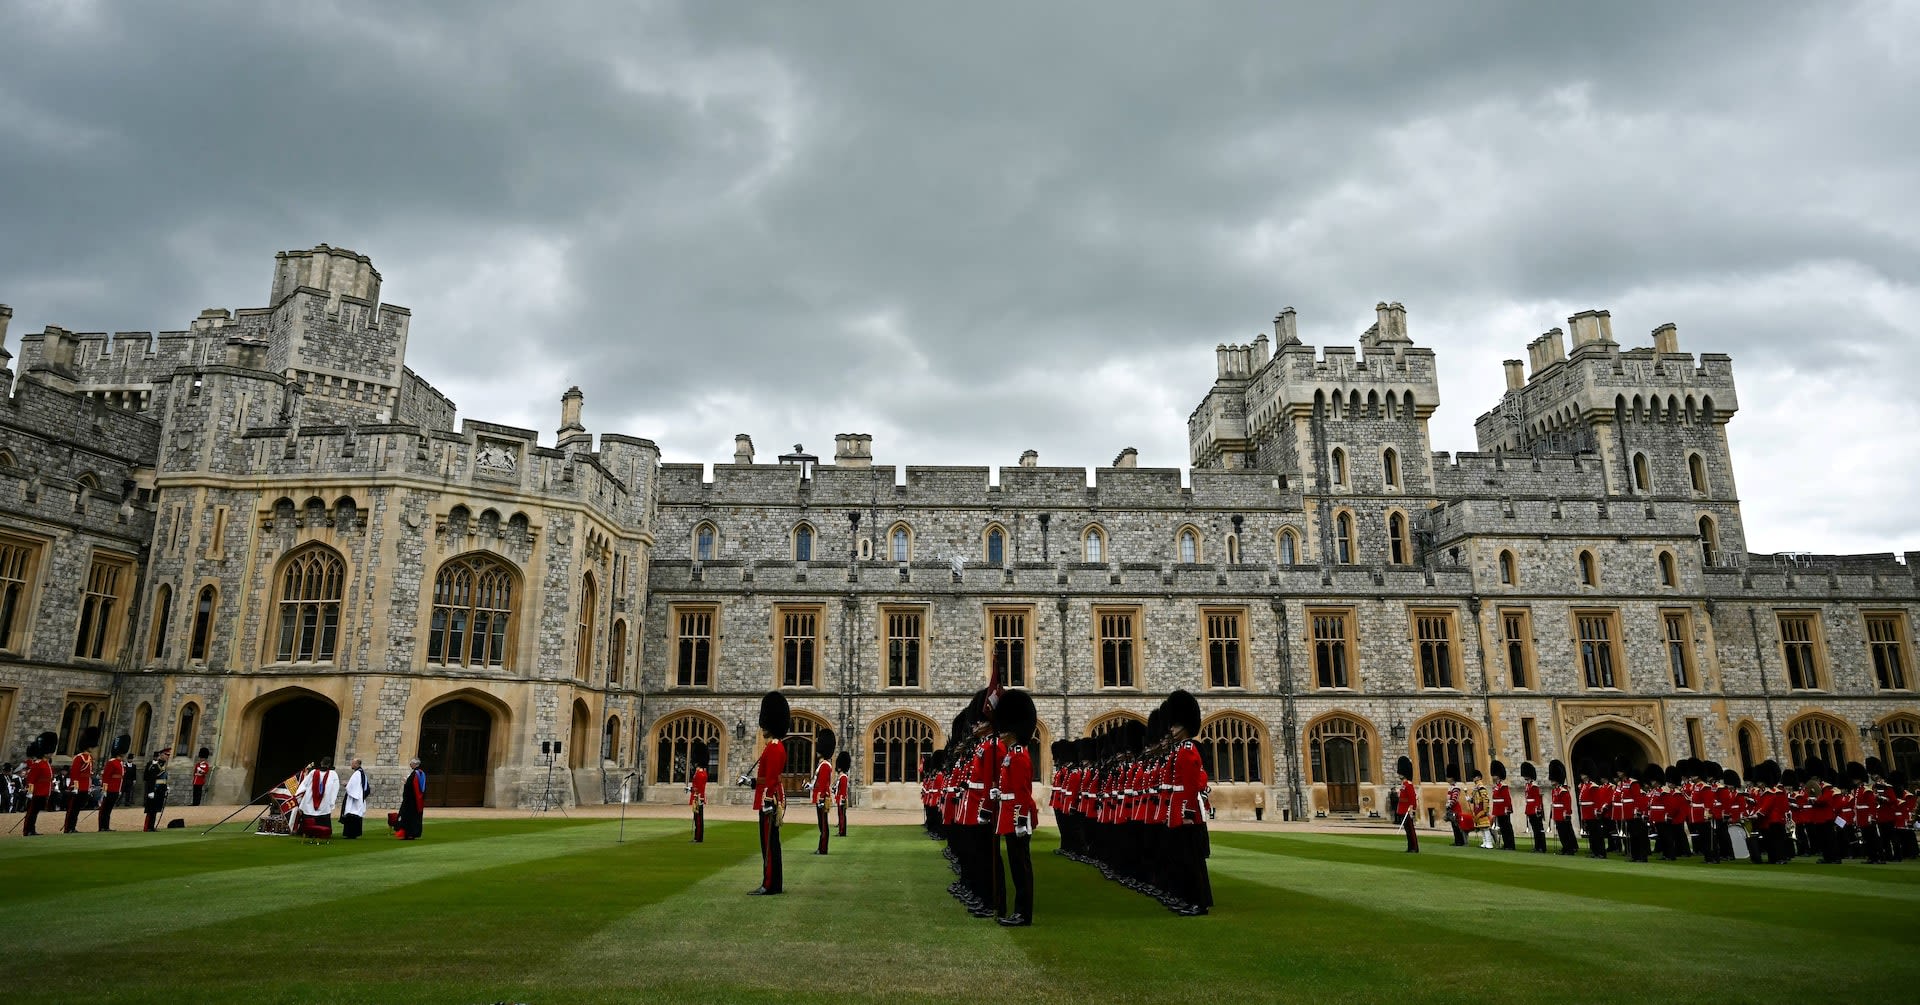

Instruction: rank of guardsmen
[918,686,1216,923]
[1391,750,1916,866]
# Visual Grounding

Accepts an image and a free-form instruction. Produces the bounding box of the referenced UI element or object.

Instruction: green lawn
[5,819,1918,1004]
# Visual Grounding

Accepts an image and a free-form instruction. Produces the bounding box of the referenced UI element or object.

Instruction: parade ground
[5,807,1918,1004]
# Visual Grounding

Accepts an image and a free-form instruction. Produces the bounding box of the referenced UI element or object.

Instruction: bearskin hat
[1145,706,1166,744]
[688,739,708,770]
[197,746,211,759]
[1759,759,1781,786]
[1665,764,1682,786]
[835,750,851,773]
[1612,758,1632,778]
[27,731,56,758]
[1866,756,1887,778]
[1548,759,1567,785]
[1722,769,1741,787]
[1520,761,1537,782]
[1077,737,1096,764]
[1446,762,1461,784]
[993,688,1038,745]
[1398,755,1415,780]
[1120,718,1146,754]
[1890,771,1909,792]
[1846,760,1867,785]
[110,733,130,757]
[1781,768,1800,787]
[1164,689,1202,738]
[758,691,791,739]
[1802,756,1829,784]
[1575,758,1597,781]
[815,727,837,761]
[1643,764,1665,787]
[77,725,101,753]
[966,687,991,724]
[1491,759,1508,781]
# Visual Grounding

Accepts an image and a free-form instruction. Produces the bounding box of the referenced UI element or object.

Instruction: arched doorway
[1308,714,1374,814]
[1568,723,1657,775]
[250,693,340,796]
[569,699,592,769]
[419,699,493,807]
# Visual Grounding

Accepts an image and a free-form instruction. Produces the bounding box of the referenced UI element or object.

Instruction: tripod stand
[535,740,568,816]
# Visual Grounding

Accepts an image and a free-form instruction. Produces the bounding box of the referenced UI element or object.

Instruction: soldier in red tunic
[1164,689,1211,916]
[191,747,211,806]
[747,691,789,895]
[992,689,1040,926]
[62,726,99,834]
[21,731,56,836]
[811,728,836,855]
[1575,760,1604,859]
[685,738,708,843]
[834,750,851,837]
[1396,756,1419,853]
[1549,759,1577,855]
[1521,761,1545,853]
[1490,760,1515,850]
[98,733,129,831]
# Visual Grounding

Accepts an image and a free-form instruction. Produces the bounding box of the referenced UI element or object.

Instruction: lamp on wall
[1389,719,1407,742]
[734,721,747,743]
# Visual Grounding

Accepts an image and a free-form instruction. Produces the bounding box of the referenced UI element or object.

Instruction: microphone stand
[202,783,285,835]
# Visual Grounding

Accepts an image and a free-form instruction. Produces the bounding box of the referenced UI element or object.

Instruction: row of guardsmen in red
[918,688,1214,921]
[1396,752,1917,866]
[13,728,190,835]
[918,686,1046,926]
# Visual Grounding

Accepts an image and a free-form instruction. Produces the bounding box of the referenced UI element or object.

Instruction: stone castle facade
[2,246,1916,817]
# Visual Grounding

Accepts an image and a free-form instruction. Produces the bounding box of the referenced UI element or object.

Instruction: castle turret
[734,434,755,465]
[833,433,873,467]
[271,244,381,306]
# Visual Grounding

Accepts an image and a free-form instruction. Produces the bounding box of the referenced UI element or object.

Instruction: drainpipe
[1270,597,1303,822]
[1057,595,1071,738]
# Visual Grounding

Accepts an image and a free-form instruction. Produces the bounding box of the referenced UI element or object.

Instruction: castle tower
[1473,314,1746,563]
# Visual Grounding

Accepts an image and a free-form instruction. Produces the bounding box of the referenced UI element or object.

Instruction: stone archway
[1568,722,1659,776]
[248,690,340,797]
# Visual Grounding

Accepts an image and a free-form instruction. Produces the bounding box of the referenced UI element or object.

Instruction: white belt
[966,782,985,789]
[996,793,1014,801]
[1173,786,1188,792]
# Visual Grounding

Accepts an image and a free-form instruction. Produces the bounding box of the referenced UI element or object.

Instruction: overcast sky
[2,2,1915,556]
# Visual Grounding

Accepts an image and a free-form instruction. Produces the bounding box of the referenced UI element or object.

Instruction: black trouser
[1691,823,1715,862]
[342,813,363,839]
[1863,821,1886,863]
[1175,824,1212,909]
[1764,822,1789,863]
[1528,812,1546,852]
[1584,820,1606,858]
[1628,818,1650,862]
[1817,822,1843,863]
[988,824,1007,916]
[1403,813,1419,852]
[24,794,46,835]
[1003,833,1033,920]
[757,807,783,892]
[1555,818,1577,854]
[64,797,88,833]
[1714,820,1733,861]
[837,803,847,837]
[97,791,119,831]
[692,804,704,842]
[816,804,830,854]
[1497,814,1515,850]
[191,784,203,807]
[1450,817,1465,846]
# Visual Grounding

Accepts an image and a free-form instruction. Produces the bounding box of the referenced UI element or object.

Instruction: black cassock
[396,769,425,839]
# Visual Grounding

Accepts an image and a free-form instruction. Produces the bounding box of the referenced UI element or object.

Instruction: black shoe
[997,914,1031,927]
[1175,905,1208,916]
[968,906,996,918]
[748,887,773,896]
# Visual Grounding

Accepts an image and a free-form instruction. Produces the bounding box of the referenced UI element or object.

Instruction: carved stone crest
[474,438,519,479]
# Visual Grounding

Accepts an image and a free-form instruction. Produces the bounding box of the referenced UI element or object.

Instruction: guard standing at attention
[686,738,708,843]
[747,691,789,895]
[98,734,130,831]
[1549,760,1577,855]
[22,732,57,836]
[992,688,1040,927]
[1521,762,1546,853]
[1490,760,1516,851]
[191,748,211,806]
[834,750,852,837]
[1164,689,1211,916]
[62,726,99,834]
[1396,756,1419,853]
[811,727,837,855]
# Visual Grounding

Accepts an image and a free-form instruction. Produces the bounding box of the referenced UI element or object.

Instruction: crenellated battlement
[656,461,1297,512]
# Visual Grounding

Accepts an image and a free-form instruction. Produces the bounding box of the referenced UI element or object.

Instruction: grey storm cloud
[1,1,1915,554]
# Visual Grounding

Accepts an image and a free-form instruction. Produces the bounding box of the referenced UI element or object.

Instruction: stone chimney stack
[1503,359,1526,391]
[1651,323,1679,354]
[1375,301,1411,343]
[1527,329,1568,372]
[1252,333,1270,368]
[1567,310,1616,351]
[1019,449,1038,468]
[734,434,755,465]
[833,433,873,467]
[1112,447,1139,468]
[557,386,589,450]
[1214,344,1231,378]
[1273,308,1299,345]
[0,304,11,349]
